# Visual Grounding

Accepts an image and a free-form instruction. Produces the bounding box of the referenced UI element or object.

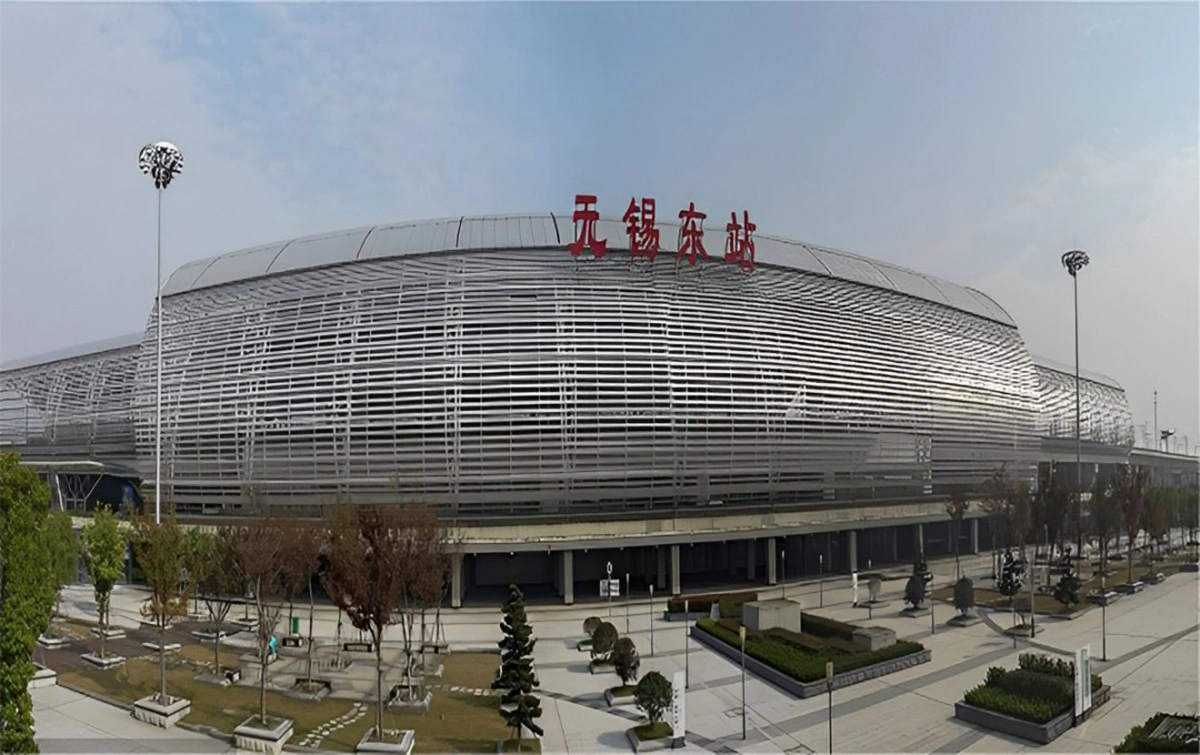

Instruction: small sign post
[826,661,834,753]
[607,562,614,617]
[649,584,655,655]
[684,599,690,689]
[1074,646,1093,719]
[819,553,825,607]
[740,626,747,740]
[851,572,859,607]
[671,670,686,744]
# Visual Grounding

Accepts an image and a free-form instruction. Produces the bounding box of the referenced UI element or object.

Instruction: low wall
[689,626,930,698]
[953,686,1112,745]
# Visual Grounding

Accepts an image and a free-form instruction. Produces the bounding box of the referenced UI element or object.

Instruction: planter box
[1003,624,1045,637]
[953,686,1111,745]
[343,641,374,653]
[624,728,677,753]
[81,653,126,669]
[191,629,228,643]
[605,688,636,707]
[851,626,896,651]
[27,664,57,690]
[357,729,415,754]
[900,607,930,618]
[234,716,293,755]
[1180,562,1199,573]
[132,695,191,728]
[90,627,125,640]
[1088,591,1120,606]
[141,642,182,653]
[1146,573,1167,585]
[690,626,931,698]
[282,636,304,648]
[589,660,615,676]
[233,617,259,632]
[662,611,707,622]
[38,634,69,649]
[947,614,982,628]
[576,638,594,652]
[1115,581,1145,594]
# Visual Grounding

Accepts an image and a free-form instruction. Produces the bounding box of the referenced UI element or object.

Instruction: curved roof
[161,212,1018,327]
[1032,355,1124,391]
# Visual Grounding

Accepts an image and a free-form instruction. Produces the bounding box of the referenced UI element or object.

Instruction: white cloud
[968,144,1199,451]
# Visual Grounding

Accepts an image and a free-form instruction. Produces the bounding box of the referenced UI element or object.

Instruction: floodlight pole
[1062,250,1090,570]
[649,584,655,656]
[155,187,163,523]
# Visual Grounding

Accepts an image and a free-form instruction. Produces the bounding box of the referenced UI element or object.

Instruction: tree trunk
[257,578,267,725]
[99,594,107,659]
[159,622,168,703]
[374,626,384,739]
[214,625,222,674]
[306,576,315,683]
[1128,534,1134,584]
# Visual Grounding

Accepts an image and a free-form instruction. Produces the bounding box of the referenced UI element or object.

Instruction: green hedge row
[1114,713,1200,753]
[695,619,924,683]
[984,667,1073,711]
[963,684,1063,724]
[1017,652,1105,691]
[667,591,758,615]
[799,613,858,642]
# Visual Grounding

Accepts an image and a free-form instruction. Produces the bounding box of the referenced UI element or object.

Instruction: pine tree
[1052,549,1081,609]
[491,585,543,747]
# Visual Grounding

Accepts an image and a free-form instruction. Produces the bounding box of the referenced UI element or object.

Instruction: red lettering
[724,210,756,272]
[676,202,709,265]
[622,197,661,262]
[568,194,607,259]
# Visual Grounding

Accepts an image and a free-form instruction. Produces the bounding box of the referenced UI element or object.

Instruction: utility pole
[1154,390,1158,448]
[649,585,655,656]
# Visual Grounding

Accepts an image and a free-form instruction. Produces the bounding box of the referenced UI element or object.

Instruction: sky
[0,1,1197,450]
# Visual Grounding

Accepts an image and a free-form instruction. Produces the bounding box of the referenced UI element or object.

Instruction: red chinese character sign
[622,197,660,262]
[676,202,709,266]
[569,194,607,259]
[724,210,756,272]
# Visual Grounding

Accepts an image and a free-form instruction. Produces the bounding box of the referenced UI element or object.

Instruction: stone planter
[233,616,259,632]
[899,606,930,618]
[1180,562,1199,573]
[589,660,616,675]
[1088,591,1120,606]
[690,625,931,697]
[141,642,182,653]
[37,634,69,649]
[81,653,126,669]
[605,688,636,707]
[357,728,415,754]
[576,638,594,652]
[281,635,304,648]
[1115,581,1145,594]
[27,664,57,690]
[953,686,1111,744]
[625,727,677,753]
[662,611,707,622]
[190,629,228,643]
[1002,623,1045,637]
[947,613,982,628]
[233,716,293,755]
[1146,573,1167,585]
[90,627,126,640]
[132,695,191,728]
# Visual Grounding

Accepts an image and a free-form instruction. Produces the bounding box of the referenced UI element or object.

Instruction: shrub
[799,613,857,642]
[989,669,1073,710]
[1114,712,1200,753]
[665,591,757,614]
[583,616,601,638]
[695,619,924,683]
[1018,653,1073,678]
[613,637,640,686]
[591,622,618,659]
[954,577,975,615]
[718,600,742,619]
[963,684,1062,724]
[634,671,673,725]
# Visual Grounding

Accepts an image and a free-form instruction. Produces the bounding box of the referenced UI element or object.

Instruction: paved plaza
[39,551,1199,753]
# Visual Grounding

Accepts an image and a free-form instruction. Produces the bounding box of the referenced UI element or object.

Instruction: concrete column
[451,553,464,609]
[766,537,777,585]
[848,530,858,573]
[670,544,681,596]
[562,550,574,606]
[892,526,899,562]
[747,539,757,581]
[916,523,925,554]
[971,518,980,555]
[728,541,738,577]
[656,547,667,590]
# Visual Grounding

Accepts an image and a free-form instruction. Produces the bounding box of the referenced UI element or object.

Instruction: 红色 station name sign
[568,194,758,272]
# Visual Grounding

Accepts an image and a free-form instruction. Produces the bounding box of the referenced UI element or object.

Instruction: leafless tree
[280,521,322,686]
[199,528,242,675]
[227,519,288,727]
[1112,464,1149,585]
[129,514,193,705]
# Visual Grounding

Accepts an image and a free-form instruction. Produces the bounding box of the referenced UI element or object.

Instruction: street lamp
[1062,249,1089,567]
[138,141,184,524]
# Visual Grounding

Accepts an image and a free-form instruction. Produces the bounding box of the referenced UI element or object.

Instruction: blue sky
[1,2,1197,446]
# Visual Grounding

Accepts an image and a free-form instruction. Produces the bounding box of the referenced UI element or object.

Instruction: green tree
[1112,464,1149,584]
[491,584,543,746]
[80,506,127,660]
[1052,550,1081,609]
[591,621,618,660]
[953,576,975,617]
[1089,476,1119,581]
[227,520,288,728]
[997,548,1026,625]
[634,671,673,726]
[0,453,56,752]
[613,637,640,687]
[583,616,601,639]
[130,514,193,706]
[43,510,77,636]
[182,527,214,618]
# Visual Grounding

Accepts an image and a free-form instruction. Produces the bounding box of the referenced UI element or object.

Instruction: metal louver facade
[1035,357,1135,449]
[110,213,1043,520]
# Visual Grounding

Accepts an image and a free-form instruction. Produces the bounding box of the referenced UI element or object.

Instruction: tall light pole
[1062,249,1089,567]
[139,141,184,524]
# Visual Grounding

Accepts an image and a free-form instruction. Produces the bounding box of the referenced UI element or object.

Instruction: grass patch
[441,652,499,689]
[696,618,924,683]
[633,722,673,741]
[961,654,1104,725]
[52,653,511,752]
[500,738,542,753]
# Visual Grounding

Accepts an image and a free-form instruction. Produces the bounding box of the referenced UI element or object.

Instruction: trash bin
[291,617,300,635]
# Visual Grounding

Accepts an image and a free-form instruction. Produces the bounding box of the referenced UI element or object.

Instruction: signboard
[851,572,859,605]
[825,661,834,682]
[599,579,621,598]
[671,670,686,737]
[1074,646,1093,717]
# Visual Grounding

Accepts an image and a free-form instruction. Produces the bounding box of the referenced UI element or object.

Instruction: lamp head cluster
[139,141,184,190]
[1061,249,1089,277]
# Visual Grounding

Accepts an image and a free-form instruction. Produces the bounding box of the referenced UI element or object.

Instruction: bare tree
[130,514,193,705]
[227,520,288,727]
[321,505,446,741]
[1112,464,1149,585]
[945,493,966,581]
[199,528,242,675]
[1089,476,1119,582]
[279,521,322,686]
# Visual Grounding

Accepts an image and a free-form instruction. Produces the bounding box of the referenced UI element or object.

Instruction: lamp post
[819,553,824,607]
[739,626,747,740]
[781,547,787,600]
[138,141,184,524]
[683,599,690,689]
[1062,249,1089,568]
[649,585,655,656]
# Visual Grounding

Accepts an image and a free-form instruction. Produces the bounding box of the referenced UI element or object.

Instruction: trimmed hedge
[1017,652,1105,691]
[1115,713,1200,753]
[799,613,858,642]
[963,684,1063,724]
[695,619,924,683]
[988,668,1073,710]
[666,591,757,615]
